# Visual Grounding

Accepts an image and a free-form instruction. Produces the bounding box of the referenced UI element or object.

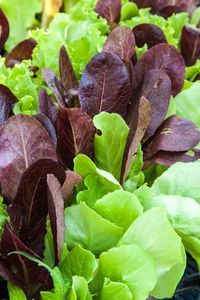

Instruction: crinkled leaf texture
[0,114,57,201]
[79,52,132,118]
[119,207,186,298]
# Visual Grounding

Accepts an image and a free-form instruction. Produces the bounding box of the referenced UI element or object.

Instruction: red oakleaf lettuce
[38,87,59,129]
[0,84,18,126]
[94,0,121,23]
[57,108,95,169]
[47,174,66,265]
[0,114,57,201]
[143,115,200,161]
[134,43,185,96]
[180,26,200,66]
[133,23,167,49]
[5,38,37,68]
[0,8,9,52]
[79,52,132,118]
[102,26,135,61]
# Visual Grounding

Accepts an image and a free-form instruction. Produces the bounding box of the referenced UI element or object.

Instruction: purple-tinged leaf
[102,26,135,61]
[121,97,151,184]
[134,43,185,96]
[47,174,65,265]
[57,108,95,169]
[11,159,65,256]
[0,8,9,52]
[59,45,78,91]
[5,39,37,68]
[62,171,83,202]
[79,52,132,118]
[180,26,200,66]
[158,6,182,18]
[143,150,200,169]
[133,23,167,49]
[143,115,200,160]
[33,113,57,148]
[0,114,57,202]
[38,87,59,129]
[0,84,18,126]
[130,0,155,10]
[0,257,24,289]
[42,68,67,108]
[94,0,121,23]
[1,222,50,293]
[124,59,135,90]
[136,69,171,139]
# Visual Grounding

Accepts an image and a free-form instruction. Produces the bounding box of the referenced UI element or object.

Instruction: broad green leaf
[120,2,139,21]
[74,155,121,205]
[185,59,200,81]
[65,202,123,254]
[152,161,200,204]
[179,234,200,271]
[93,112,129,182]
[119,208,186,298]
[69,276,92,300]
[59,245,97,282]
[98,244,157,300]
[41,292,60,300]
[191,7,200,25]
[0,0,42,51]
[134,184,156,205]
[8,283,27,300]
[0,194,8,238]
[100,278,132,300]
[123,144,145,192]
[43,220,55,268]
[174,81,200,127]
[94,190,143,231]
[144,195,200,239]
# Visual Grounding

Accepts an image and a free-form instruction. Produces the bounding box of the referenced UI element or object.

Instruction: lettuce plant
[0,0,200,299]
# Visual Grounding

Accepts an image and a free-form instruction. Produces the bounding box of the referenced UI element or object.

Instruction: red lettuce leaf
[121,96,151,184]
[0,257,24,289]
[180,26,200,66]
[94,0,121,23]
[59,45,78,91]
[143,115,200,160]
[1,222,51,296]
[10,159,65,256]
[0,8,9,52]
[136,69,171,139]
[0,84,18,126]
[42,68,67,108]
[33,113,57,148]
[38,87,59,129]
[143,150,200,169]
[79,52,132,118]
[57,108,95,169]
[47,174,65,265]
[5,38,37,68]
[134,43,185,96]
[133,23,167,49]
[102,26,135,61]
[62,171,83,203]
[0,114,57,202]
[158,6,182,18]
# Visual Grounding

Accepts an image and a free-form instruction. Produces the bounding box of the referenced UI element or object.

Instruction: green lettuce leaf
[93,190,143,231]
[59,245,97,282]
[8,283,27,300]
[65,202,123,254]
[97,244,157,300]
[152,161,200,204]
[69,276,92,300]
[0,0,42,51]
[43,220,55,268]
[100,278,132,300]
[93,112,129,182]
[174,81,200,127]
[119,208,186,298]
[0,195,8,238]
